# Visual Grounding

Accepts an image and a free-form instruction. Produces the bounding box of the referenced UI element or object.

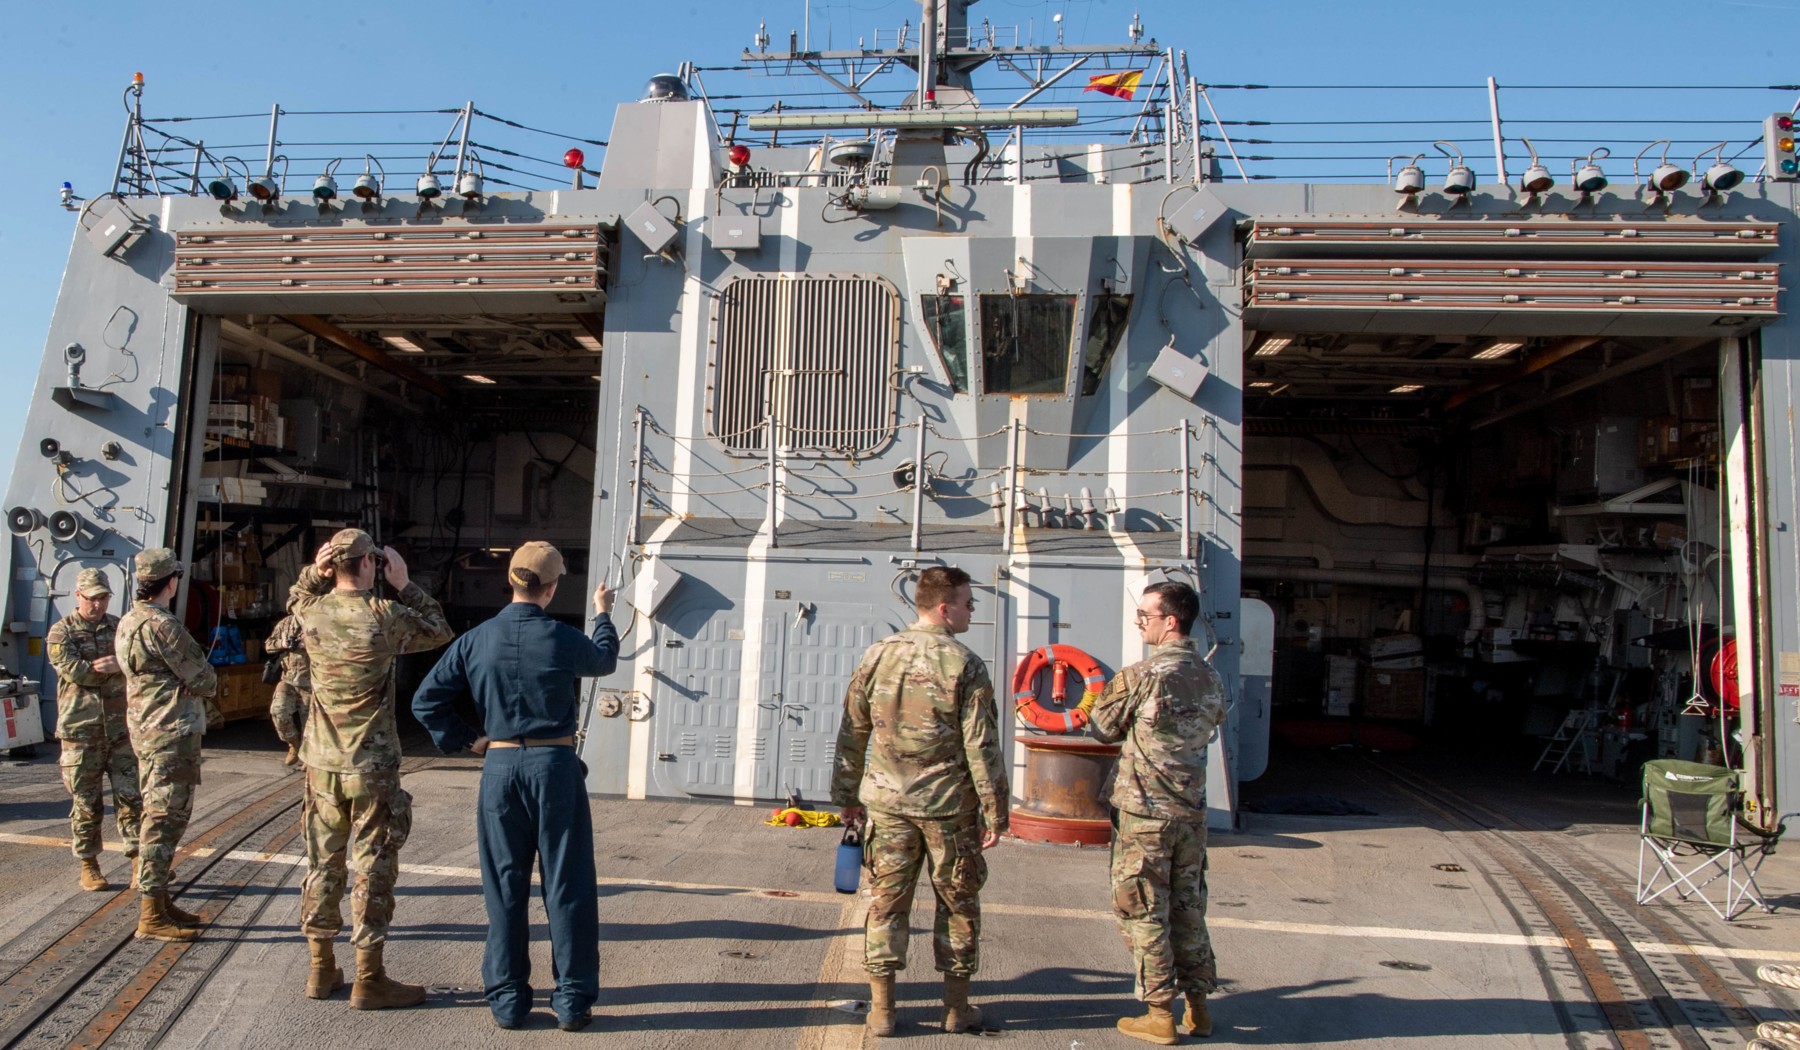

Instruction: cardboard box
[1640,415,1684,467]
[1327,655,1359,690]
[1652,522,1687,550]
[1680,374,1717,419]
[1363,668,1426,720]
[250,368,283,401]
[1366,634,1421,660]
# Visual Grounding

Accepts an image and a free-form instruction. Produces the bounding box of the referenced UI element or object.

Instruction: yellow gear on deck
[762,807,842,828]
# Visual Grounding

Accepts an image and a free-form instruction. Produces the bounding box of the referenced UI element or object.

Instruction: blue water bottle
[835,825,863,894]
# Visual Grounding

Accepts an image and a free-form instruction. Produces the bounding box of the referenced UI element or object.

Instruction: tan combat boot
[135,893,200,942]
[1117,1000,1179,1045]
[866,974,896,1036]
[1185,993,1213,1037]
[349,946,426,1010]
[943,974,983,1033]
[306,939,345,999]
[283,745,301,769]
[78,858,109,891]
[163,894,204,927]
[129,856,140,891]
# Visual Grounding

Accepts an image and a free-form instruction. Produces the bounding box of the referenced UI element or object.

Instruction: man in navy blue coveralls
[411,541,618,1031]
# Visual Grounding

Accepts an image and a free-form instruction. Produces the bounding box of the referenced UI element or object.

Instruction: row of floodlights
[1388,139,1745,199]
[202,148,588,206]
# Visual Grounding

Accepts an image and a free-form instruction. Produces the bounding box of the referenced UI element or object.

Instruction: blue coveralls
[412,601,618,1026]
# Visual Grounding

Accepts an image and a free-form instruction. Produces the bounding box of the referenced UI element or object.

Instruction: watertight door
[649,601,745,799]
[769,602,882,803]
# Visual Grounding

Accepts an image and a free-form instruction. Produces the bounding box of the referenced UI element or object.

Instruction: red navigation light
[728,144,751,168]
[1780,115,1795,131]
[563,148,585,170]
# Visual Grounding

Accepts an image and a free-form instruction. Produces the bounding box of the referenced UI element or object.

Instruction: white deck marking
[7,830,1796,965]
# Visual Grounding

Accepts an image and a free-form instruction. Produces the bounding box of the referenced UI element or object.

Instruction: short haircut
[915,565,972,612]
[1144,580,1199,635]
[511,569,555,601]
[135,573,179,602]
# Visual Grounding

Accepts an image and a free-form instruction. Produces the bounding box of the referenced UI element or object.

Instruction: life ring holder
[1012,644,1106,733]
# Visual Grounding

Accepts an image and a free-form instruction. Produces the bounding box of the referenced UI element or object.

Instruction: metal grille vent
[711,274,901,455]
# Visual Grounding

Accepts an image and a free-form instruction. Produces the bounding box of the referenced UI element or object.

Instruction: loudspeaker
[7,506,45,535]
[48,511,84,543]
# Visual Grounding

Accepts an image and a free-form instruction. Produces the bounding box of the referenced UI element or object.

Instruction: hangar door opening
[169,310,604,730]
[1233,218,1782,782]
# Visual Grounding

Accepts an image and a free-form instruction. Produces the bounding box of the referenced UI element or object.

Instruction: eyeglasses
[1133,608,1166,624]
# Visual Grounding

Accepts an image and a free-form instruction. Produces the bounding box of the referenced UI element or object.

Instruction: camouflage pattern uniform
[114,550,221,895]
[47,568,141,861]
[290,531,452,950]
[1089,636,1228,1004]
[265,613,310,747]
[830,620,1009,977]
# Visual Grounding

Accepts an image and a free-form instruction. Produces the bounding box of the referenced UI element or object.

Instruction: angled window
[1081,294,1133,396]
[919,294,969,393]
[979,294,1076,395]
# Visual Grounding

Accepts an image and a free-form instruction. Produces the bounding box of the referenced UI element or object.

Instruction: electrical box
[626,557,685,618]
[625,201,681,255]
[710,217,762,252]
[1557,416,1644,502]
[82,201,147,260]
[1147,344,1208,400]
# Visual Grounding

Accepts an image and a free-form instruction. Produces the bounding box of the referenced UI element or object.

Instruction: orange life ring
[1013,644,1105,733]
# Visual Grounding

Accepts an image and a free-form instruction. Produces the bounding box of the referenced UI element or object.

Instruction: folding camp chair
[1635,759,1785,921]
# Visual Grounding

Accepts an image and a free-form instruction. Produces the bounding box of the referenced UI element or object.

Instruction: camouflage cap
[134,547,183,582]
[327,528,377,564]
[75,568,113,597]
[508,541,564,588]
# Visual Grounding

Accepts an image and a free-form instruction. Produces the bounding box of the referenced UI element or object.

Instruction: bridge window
[920,294,969,393]
[979,294,1077,395]
[1081,294,1133,396]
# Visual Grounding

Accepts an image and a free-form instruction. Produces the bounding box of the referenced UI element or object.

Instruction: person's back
[832,565,1007,1037]
[411,541,618,1032]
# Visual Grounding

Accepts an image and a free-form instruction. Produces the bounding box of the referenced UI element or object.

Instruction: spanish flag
[1085,70,1144,101]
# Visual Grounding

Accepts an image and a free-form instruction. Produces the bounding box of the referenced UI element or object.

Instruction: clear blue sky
[1,0,1792,479]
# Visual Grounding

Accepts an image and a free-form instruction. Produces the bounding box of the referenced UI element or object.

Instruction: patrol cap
[134,547,183,582]
[75,568,112,597]
[508,541,565,588]
[327,528,377,564]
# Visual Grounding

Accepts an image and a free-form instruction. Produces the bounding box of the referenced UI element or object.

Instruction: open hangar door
[1234,218,1777,783]
[170,309,605,730]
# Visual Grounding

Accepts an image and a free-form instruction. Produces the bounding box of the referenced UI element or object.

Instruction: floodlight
[1435,141,1474,195]
[1388,154,1425,195]
[1572,148,1611,194]
[1518,138,1553,195]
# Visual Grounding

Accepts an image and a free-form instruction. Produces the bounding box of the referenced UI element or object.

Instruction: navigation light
[1435,141,1474,195]
[1697,143,1744,196]
[207,175,238,201]
[1635,139,1690,195]
[1518,138,1553,195]
[417,172,443,199]
[248,175,279,202]
[1572,148,1610,194]
[564,148,586,170]
[353,155,385,201]
[1388,154,1424,195]
[728,144,752,168]
[313,159,342,204]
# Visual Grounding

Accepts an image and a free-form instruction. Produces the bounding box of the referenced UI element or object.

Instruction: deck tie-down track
[1370,759,1793,1050]
[172,224,611,295]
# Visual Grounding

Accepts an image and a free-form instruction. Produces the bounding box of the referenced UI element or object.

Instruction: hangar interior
[1241,321,1737,776]
[181,311,602,721]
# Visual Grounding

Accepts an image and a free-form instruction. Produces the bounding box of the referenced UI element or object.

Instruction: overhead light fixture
[463,374,497,385]
[1634,139,1691,197]
[381,334,430,354]
[1388,153,1425,196]
[1435,140,1474,196]
[1572,147,1611,195]
[1696,141,1744,198]
[1518,137,1553,196]
[1390,384,1423,394]
[1472,340,1526,360]
[1249,381,1276,389]
[1252,335,1294,357]
[572,332,603,352]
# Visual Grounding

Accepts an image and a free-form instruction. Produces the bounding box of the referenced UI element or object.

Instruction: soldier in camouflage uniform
[47,567,141,892]
[114,548,219,943]
[1089,580,1228,1045]
[265,604,309,769]
[832,565,1008,1038]
[289,529,452,1009]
